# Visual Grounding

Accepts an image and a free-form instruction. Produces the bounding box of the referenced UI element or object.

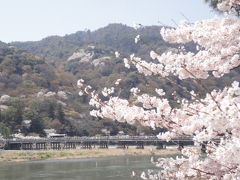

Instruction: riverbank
[0,146,181,162]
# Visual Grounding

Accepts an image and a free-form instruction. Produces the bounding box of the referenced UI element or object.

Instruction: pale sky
[0,0,216,43]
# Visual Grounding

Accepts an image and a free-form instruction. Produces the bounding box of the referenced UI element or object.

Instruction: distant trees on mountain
[0,23,239,137]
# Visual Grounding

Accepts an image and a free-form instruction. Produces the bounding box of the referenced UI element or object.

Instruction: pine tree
[48,103,55,119]
[29,116,45,136]
[56,104,65,124]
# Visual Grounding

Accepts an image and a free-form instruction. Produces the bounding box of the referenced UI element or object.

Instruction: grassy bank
[0,146,181,162]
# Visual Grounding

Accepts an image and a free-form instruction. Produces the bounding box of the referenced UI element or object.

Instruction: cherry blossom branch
[181,65,223,111]
[129,57,206,105]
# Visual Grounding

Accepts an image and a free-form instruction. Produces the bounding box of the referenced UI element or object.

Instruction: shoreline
[0,146,182,162]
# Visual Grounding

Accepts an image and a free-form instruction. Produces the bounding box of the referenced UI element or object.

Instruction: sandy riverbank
[0,146,181,162]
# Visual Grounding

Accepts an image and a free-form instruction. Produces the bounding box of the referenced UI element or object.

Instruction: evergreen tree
[15,106,23,125]
[0,122,10,138]
[56,104,65,124]
[48,103,55,119]
[29,116,45,136]
[0,109,2,122]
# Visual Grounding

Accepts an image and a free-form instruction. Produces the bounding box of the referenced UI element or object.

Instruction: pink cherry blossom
[78,0,240,179]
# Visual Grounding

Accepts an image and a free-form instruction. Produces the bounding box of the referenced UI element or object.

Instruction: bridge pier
[201,143,206,153]
[64,142,76,149]
[200,141,208,153]
[136,141,144,149]
[75,142,81,148]
[35,143,47,150]
[51,142,61,150]
[99,141,108,149]
[117,141,128,149]
[177,141,184,151]
[156,142,166,149]
[6,143,21,150]
[81,142,92,149]
[21,143,33,150]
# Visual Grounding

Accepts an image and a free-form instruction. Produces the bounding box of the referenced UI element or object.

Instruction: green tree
[8,98,23,125]
[29,116,45,136]
[14,106,23,125]
[0,122,10,138]
[48,103,55,119]
[56,104,65,124]
[0,109,2,122]
[1,107,18,127]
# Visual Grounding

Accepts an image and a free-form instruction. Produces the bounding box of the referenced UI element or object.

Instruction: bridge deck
[1,136,194,150]
[3,136,193,144]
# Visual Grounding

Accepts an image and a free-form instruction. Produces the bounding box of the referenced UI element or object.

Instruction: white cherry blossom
[135,34,141,44]
[115,51,120,58]
[77,0,240,179]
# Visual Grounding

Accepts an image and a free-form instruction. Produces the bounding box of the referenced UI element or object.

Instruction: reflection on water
[0,155,170,180]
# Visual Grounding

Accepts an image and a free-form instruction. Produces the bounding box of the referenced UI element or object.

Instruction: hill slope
[0,45,145,137]
[4,23,240,137]
[11,24,173,63]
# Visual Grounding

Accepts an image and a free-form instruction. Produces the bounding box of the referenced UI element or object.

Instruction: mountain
[0,45,145,137]
[1,23,239,137]
[0,41,8,48]
[11,24,173,63]
[10,23,186,99]
[0,45,76,136]
[0,47,69,94]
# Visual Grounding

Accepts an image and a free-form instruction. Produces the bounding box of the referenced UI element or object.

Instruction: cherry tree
[78,0,240,179]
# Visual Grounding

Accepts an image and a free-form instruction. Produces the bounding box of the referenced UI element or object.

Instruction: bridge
[1,136,194,150]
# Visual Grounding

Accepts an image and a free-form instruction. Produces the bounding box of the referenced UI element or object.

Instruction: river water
[0,155,168,180]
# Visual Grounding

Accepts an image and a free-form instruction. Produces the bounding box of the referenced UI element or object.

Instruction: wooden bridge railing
[3,135,193,143]
[0,135,194,150]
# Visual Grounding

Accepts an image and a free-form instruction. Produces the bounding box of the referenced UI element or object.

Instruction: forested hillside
[0,23,238,137]
[0,46,145,137]
[11,24,174,63]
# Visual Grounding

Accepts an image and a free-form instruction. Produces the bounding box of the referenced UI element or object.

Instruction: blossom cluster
[125,16,240,80]
[77,0,240,179]
[217,0,240,13]
[78,77,240,178]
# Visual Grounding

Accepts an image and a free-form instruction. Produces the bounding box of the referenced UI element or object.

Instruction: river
[0,155,171,180]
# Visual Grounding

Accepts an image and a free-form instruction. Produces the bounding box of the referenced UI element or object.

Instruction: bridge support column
[36,143,42,150]
[73,142,76,149]
[22,143,33,150]
[87,142,92,149]
[11,143,21,150]
[51,142,61,150]
[81,142,92,149]
[81,142,85,149]
[76,142,81,148]
[42,143,47,150]
[99,141,108,149]
[65,142,76,149]
[156,142,166,150]
[201,141,207,153]
[117,141,127,149]
[64,142,71,149]
[136,141,144,149]
[178,141,184,151]
[36,143,46,150]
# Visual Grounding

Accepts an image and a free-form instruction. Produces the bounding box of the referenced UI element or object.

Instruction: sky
[0,0,217,43]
